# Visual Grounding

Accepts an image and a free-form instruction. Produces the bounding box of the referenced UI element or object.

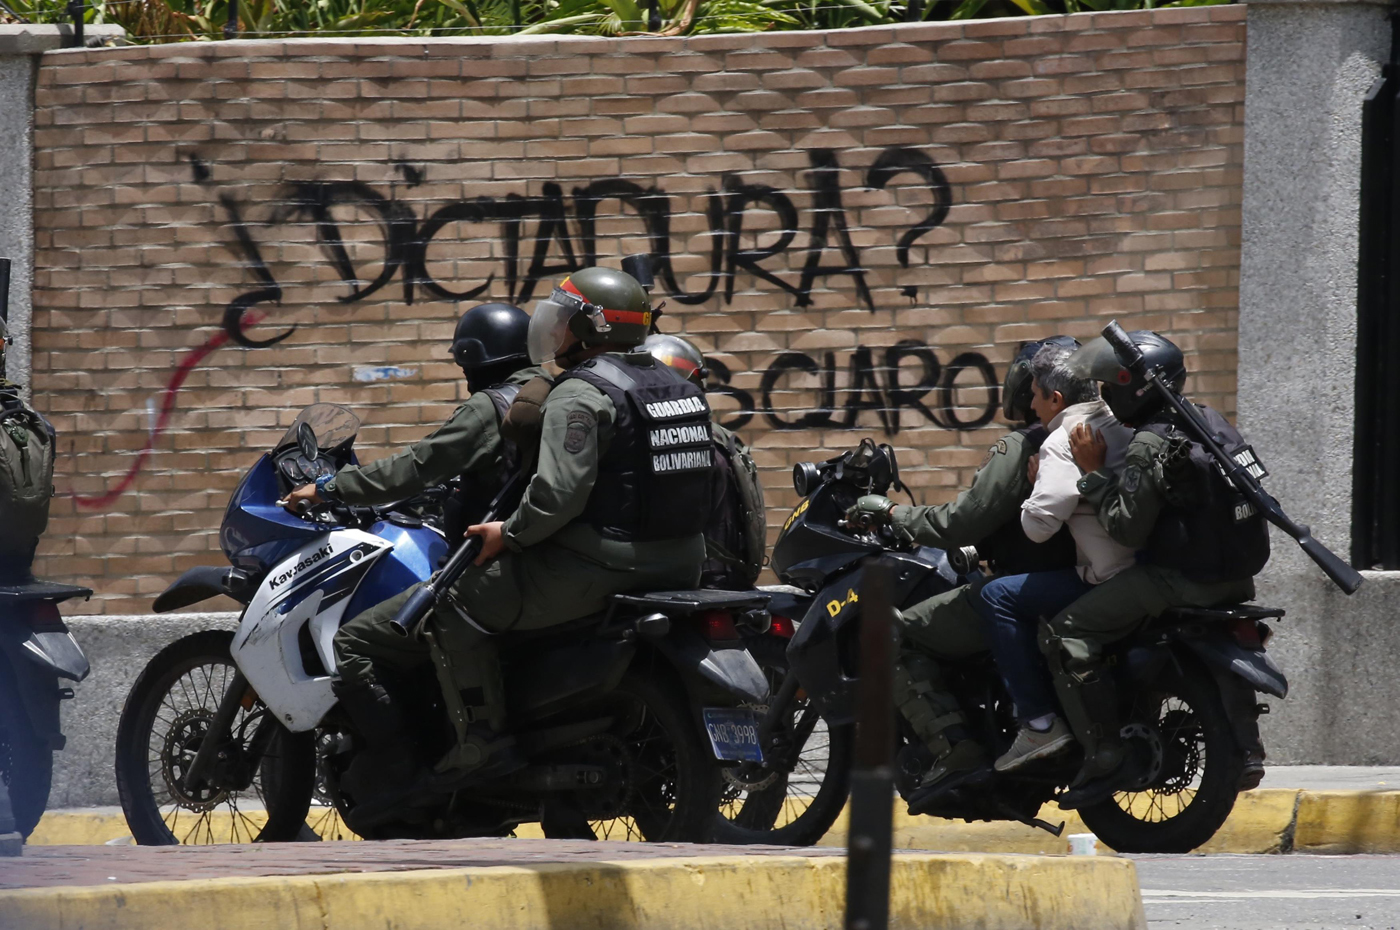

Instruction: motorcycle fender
[653,627,769,705]
[0,602,89,682]
[0,646,64,750]
[153,565,232,613]
[1179,635,1288,699]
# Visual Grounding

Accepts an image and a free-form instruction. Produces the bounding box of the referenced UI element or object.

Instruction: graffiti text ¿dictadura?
[195,145,997,436]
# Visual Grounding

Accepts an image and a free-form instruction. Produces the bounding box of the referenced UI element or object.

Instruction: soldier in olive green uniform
[844,337,1079,805]
[1028,332,1269,807]
[327,269,710,829]
[642,333,767,590]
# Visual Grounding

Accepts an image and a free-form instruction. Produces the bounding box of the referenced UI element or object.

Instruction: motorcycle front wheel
[115,630,316,845]
[708,637,853,847]
[1078,659,1245,854]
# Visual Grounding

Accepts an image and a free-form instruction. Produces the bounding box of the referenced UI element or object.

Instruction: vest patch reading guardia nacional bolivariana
[644,396,707,419]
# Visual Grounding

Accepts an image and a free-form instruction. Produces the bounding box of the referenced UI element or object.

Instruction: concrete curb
[818,788,1399,855]
[0,853,1146,930]
[30,788,1400,854]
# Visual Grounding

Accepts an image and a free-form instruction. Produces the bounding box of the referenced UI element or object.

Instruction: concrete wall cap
[0,23,126,55]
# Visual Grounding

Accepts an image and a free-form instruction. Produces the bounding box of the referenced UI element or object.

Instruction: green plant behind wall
[0,0,1231,44]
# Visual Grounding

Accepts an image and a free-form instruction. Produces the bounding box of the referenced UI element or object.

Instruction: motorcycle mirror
[296,422,319,462]
[793,461,820,497]
[621,253,655,293]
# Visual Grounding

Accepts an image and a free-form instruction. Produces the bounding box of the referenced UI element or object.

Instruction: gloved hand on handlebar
[280,483,322,514]
[844,495,896,530]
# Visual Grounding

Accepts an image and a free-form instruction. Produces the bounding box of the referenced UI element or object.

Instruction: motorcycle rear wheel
[0,663,54,839]
[1078,661,1244,854]
[542,671,718,843]
[115,630,316,845]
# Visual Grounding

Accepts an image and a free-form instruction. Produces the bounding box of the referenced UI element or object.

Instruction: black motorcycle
[709,439,1287,854]
[0,581,92,845]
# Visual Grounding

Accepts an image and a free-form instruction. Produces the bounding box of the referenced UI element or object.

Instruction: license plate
[702,707,764,763]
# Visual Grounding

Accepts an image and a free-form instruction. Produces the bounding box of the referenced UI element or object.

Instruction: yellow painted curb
[1293,790,1400,854]
[27,788,1305,853]
[0,853,1145,930]
[819,788,1302,855]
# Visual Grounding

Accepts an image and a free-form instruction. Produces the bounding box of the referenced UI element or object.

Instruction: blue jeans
[973,569,1095,724]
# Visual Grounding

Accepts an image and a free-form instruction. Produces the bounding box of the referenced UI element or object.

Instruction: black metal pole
[845,558,895,930]
[0,258,10,382]
[907,0,923,20]
[66,0,83,47]
[224,0,239,39]
[647,0,661,31]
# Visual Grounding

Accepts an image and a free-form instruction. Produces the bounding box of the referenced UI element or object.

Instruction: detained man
[971,343,1134,773]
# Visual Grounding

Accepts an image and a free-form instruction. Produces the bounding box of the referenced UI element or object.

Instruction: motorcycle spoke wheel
[116,631,315,846]
[1078,662,1244,854]
[717,702,832,831]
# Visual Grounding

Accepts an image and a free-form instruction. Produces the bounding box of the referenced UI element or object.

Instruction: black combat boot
[332,679,431,833]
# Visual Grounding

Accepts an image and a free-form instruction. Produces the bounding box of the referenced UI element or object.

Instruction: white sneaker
[994,717,1074,772]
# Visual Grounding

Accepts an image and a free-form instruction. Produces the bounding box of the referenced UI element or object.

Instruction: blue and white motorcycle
[115,403,771,844]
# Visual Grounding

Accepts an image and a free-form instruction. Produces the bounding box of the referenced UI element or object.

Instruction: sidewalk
[0,839,1146,930]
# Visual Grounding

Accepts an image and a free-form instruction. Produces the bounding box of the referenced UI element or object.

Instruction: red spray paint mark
[73,310,267,510]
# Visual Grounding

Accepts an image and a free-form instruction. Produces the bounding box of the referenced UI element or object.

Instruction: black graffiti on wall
[195,145,996,435]
[705,342,997,434]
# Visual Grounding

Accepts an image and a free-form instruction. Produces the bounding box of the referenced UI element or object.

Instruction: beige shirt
[1021,399,1136,584]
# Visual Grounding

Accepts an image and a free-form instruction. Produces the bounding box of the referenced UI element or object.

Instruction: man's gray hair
[1030,344,1098,405]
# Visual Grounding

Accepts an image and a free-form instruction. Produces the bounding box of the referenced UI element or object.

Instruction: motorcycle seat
[608,589,771,614]
[1159,603,1286,624]
[0,579,93,605]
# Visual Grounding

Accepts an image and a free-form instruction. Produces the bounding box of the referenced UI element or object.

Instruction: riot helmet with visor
[527,266,652,365]
[1067,330,1186,426]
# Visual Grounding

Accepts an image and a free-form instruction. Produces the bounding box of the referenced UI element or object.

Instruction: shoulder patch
[981,438,1009,468]
[564,409,595,454]
[1122,465,1142,494]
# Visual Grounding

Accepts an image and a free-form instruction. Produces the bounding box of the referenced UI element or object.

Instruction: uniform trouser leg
[892,582,987,760]
[1039,564,1255,779]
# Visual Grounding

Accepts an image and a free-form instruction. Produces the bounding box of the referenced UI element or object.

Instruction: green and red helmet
[527,266,653,364]
[642,333,709,386]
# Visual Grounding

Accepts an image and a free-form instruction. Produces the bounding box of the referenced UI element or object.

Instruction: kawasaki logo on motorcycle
[644,396,707,419]
[268,544,334,590]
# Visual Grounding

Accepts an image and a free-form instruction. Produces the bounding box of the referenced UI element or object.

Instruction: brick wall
[29,7,1246,615]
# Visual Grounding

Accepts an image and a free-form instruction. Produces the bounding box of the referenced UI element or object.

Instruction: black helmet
[527,266,653,365]
[1002,335,1080,423]
[642,333,708,386]
[1068,330,1186,426]
[450,302,531,391]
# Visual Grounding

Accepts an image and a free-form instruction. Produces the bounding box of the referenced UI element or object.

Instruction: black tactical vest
[443,383,521,545]
[975,425,1078,575]
[557,353,713,542]
[1140,405,1271,583]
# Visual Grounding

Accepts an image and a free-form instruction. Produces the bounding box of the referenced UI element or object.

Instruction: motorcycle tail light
[697,610,739,641]
[769,615,796,639]
[1230,618,1263,649]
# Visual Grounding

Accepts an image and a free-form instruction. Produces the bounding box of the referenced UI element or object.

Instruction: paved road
[1134,854,1400,930]
[1258,766,1400,792]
